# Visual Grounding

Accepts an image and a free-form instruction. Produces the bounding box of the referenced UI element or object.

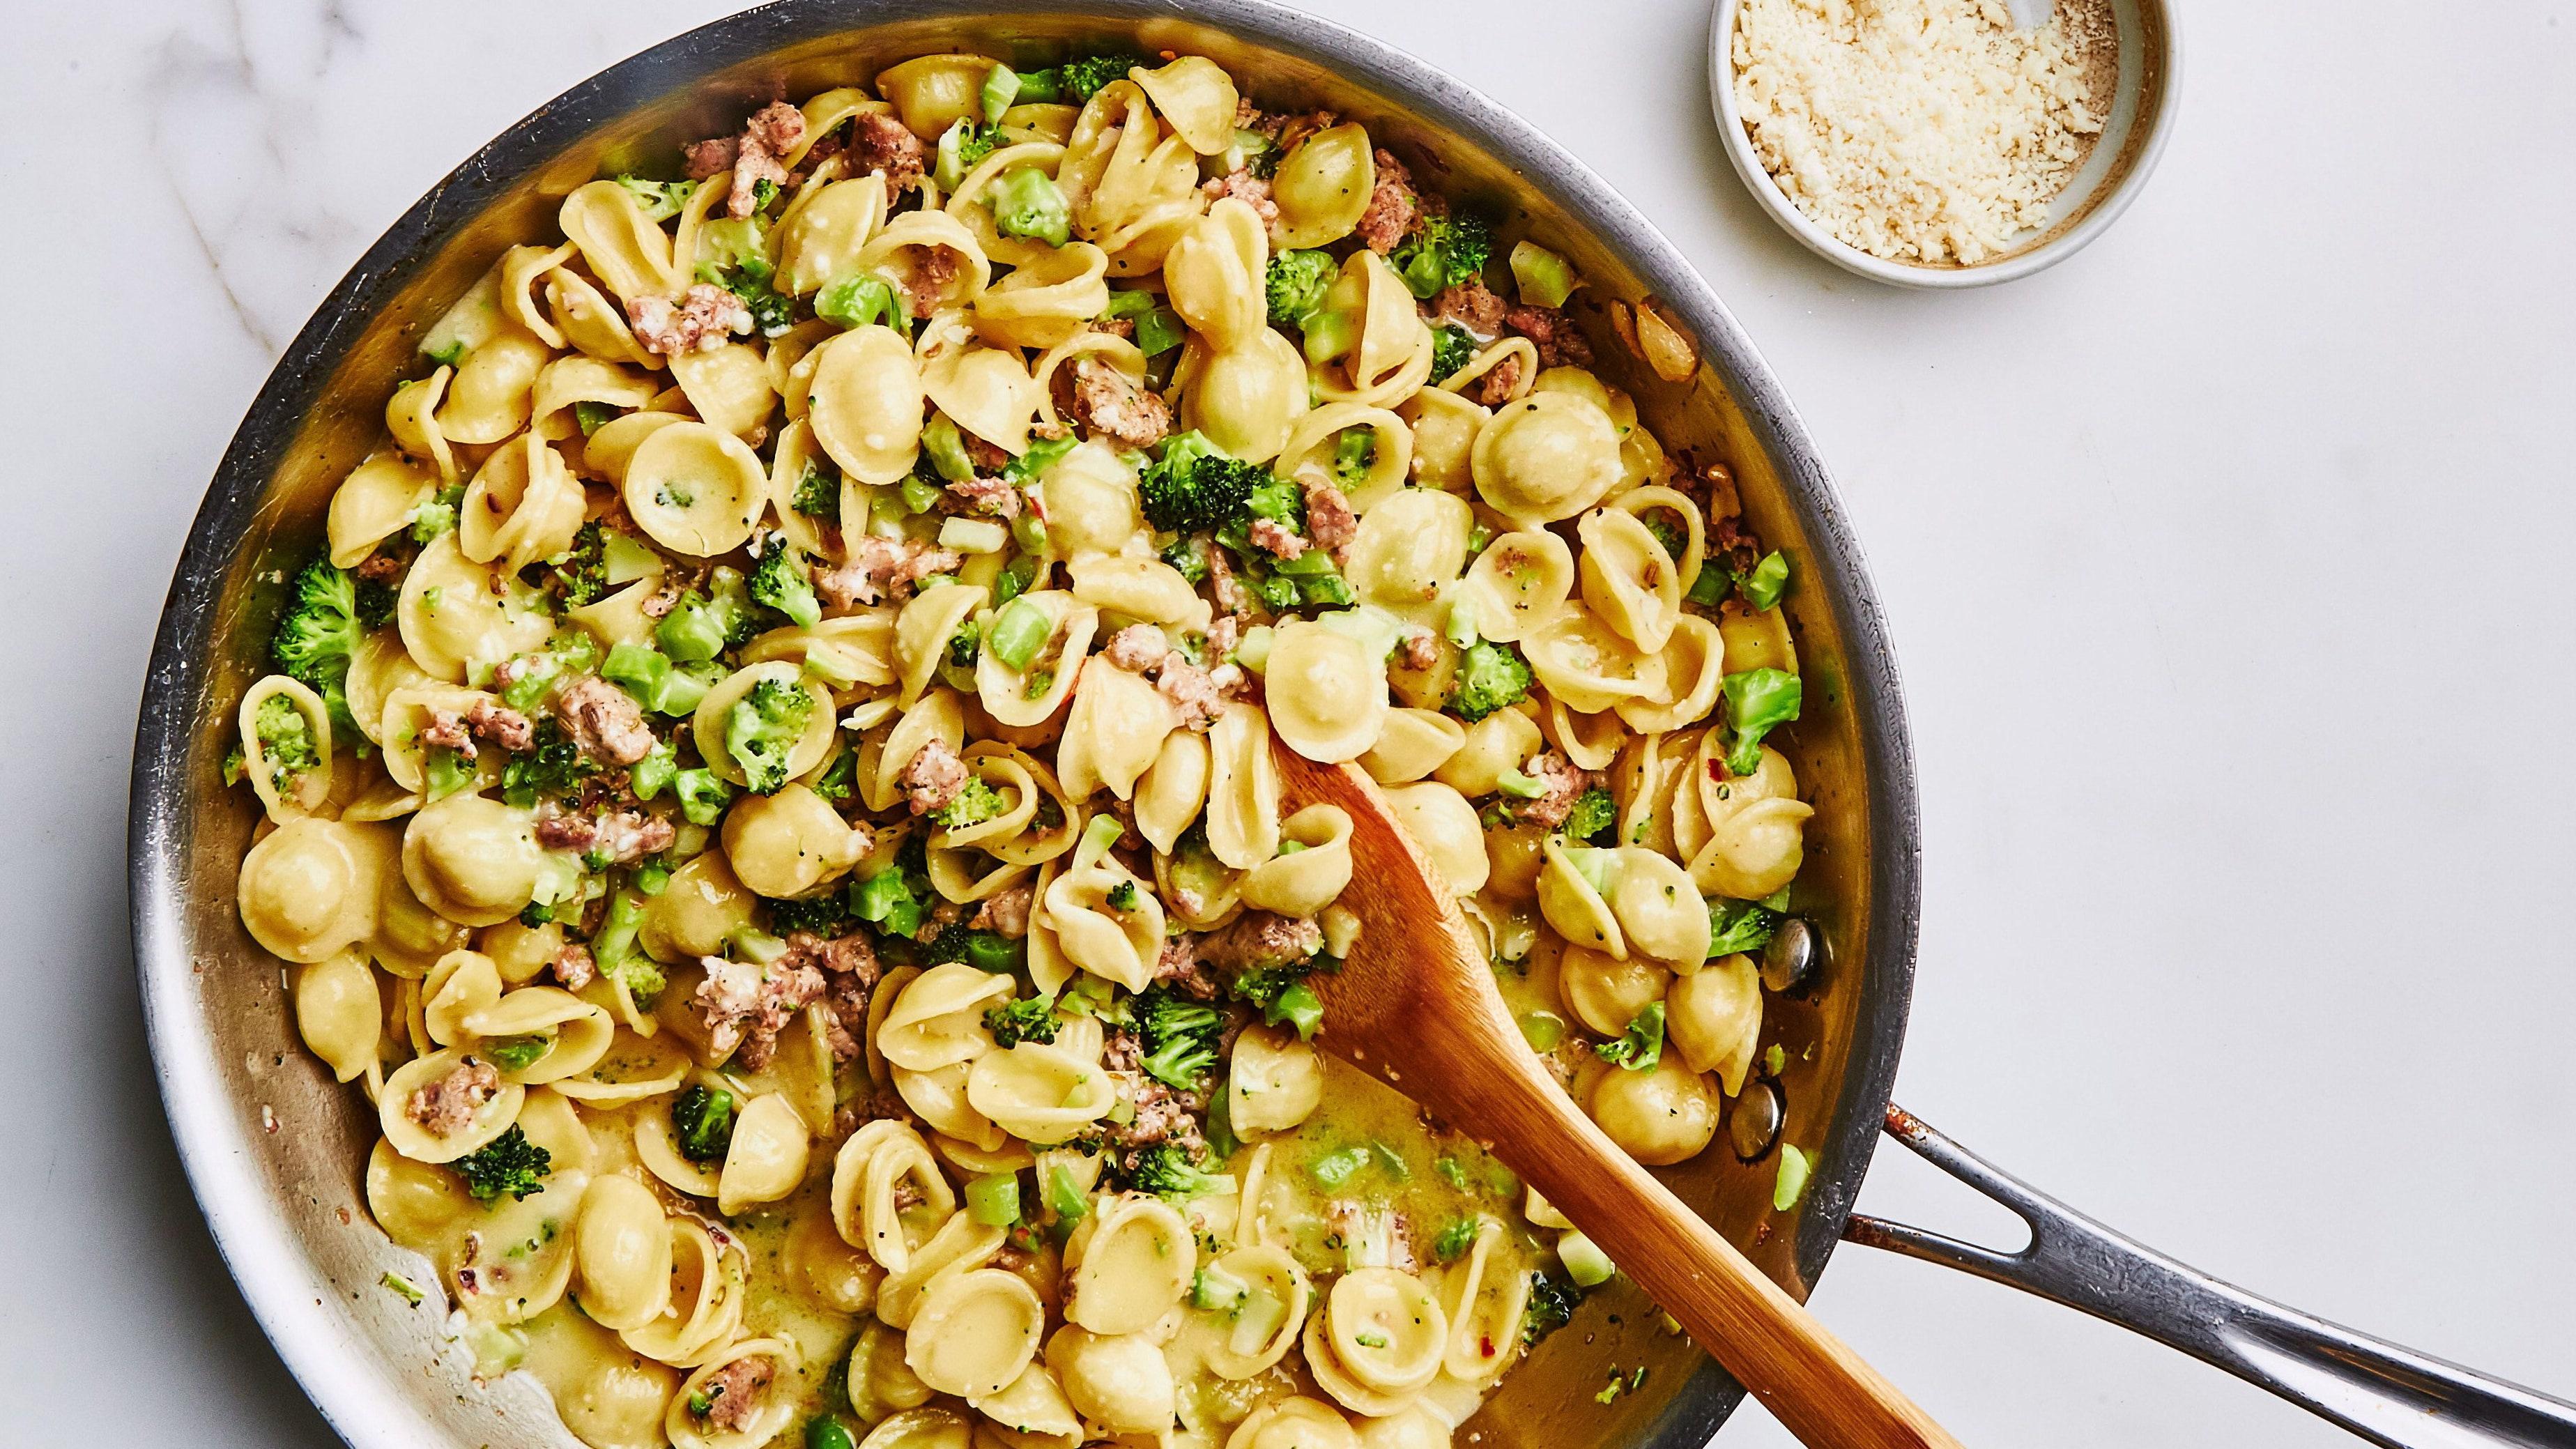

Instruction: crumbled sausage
[899,737,969,817]
[813,536,962,608]
[553,676,657,766]
[781,930,882,1063]
[696,956,826,1071]
[1432,278,1508,335]
[850,110,928,192]
[1505,302,1594,368]
[696,1354,777,1433]
[465,698,534,755]
[970,882,1035,938]
[713,101,806,218]
[627,283,752,356]
[1156,661,1225,733]
[1102,623,1172,673]
[1398,628,1441,673]
[354,552,407,586]
[1516,751,1596,831]
[1247,518,1308,561]
[1474,351,1525,406]
[550,942,597,991]
[1206,548,1250,618]
[404,1059,500,1139]
[592,808,677,864]
[1153,935,1220,999]
[1299,475,1358,553]
[684,137,738,181]
[1066,357,1173,450]
[1201,169,1282,235]
[1199,910,1326,972]
[909,247,959,318]
[942,475,1022,519]
[419,710,475,759]
[1355,148,1420,254]
[1102,1026,1209,1153]
[1206,614,1241,661]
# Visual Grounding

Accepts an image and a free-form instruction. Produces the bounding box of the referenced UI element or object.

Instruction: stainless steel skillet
[122,3,2576,1447]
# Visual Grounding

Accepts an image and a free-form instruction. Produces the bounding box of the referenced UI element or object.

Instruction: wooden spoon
[1270,743,1961,1449]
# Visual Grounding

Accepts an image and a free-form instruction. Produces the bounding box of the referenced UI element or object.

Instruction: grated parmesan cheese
[1732,0,2110,265]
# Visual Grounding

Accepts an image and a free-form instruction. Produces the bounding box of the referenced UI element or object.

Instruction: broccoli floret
[934,119,1005,190]
[749,542,822,629]
[453,1125,553,1202]
[790,463,839,520]
[912,923,1025,973]
[851,862,928,940]
[1447,641,1533,723]
[990,167,1071,247]
[250,693,322,791]
[983,995,1061,1048]
[1522,1271,1583,1346]
[613,175,697,222]
[1055,53,1140,102]
[546,521,613,608]
[1121,1142,1229,1200]
[1135,986,1224,1090]
[1429,324,1478,384]
[671,1084,737,1163]
[270,555,392,736]
[1563,788,1618,843]
[657,567,758,664]
[409,484,464,543]
[1390,213,1494,300]
[1137,433,1263,535]
[1228,963,1324,1038]
[931,776,1009,830]
[1160,537,1209,585]
[1595,1002,1665,1073]
[500,719,593,808]
[1265,249,1339,328]
[1719,668,1802,776]
[809,750,859,804]
[1106,879,1140,912]
[766,889,854,938]
[947,618,981,669]
[1707,899,1781,958]
[725,677,814,795]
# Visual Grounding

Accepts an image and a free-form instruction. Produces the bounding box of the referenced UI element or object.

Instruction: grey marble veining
[6,3,2575,1448]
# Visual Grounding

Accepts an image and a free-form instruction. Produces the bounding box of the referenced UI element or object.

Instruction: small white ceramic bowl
[1707,0,2182,288]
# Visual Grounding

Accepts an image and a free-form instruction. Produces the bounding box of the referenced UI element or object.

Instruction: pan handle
[1845,1104,2576,1448]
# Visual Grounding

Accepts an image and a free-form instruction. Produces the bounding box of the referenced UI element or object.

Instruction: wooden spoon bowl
[1271,742,1959,1449]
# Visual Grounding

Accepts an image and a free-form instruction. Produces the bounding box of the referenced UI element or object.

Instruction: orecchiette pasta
[231,54,1823,1449]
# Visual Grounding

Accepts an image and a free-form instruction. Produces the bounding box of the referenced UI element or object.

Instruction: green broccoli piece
[749,543,822,629]
[1595,1002,1664,1073]
[810,750,858,804]
[572,400,621,436]
[1137,433,1263,535]
[500,719,593,808]
[602,641,714,717]
[983,995,1061,1048]
[1265,249,1340,328]
[453,1125,553,1202]
[612,176,697,222]
[1160,537,1209,585]
[790,463,840,520]
[1135,986,1224,1090]
[1121,1142,1229,1201]
[1053,53,1139,102]
[546,521,613,608]
[671,1084,738,1163]
[1720,669,1802,776]
[913,924,1025,974]
[931,776,1009,830]
[1429,324,1478,384]
[1390,213,1494,300]
[1102,289,1185,358]
[766,889,854,938]
[1447,641,1533,723]
[250,693,322,791]
[990,167,1071,247]
[1432,1215,1485,1264]
[1522,1271,1583,1346]
[725,677,814,795]
[672,768,735,826]
[946,618,981,670]
[934,118,1005,191]
[851,864,928,940]
[270,555,392,736]
[1707,899,1781,958]
[656,567,758,664]
[1563,788,1618,843]
[408,484,464,544]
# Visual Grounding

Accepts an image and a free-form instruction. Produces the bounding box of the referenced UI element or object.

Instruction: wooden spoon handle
[1481,1059,1963,1449]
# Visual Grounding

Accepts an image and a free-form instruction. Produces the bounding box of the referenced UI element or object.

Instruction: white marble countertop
[7,2,2573,1445]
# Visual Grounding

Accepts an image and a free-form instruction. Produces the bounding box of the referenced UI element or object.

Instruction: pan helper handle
[1847,1105,2576,1449]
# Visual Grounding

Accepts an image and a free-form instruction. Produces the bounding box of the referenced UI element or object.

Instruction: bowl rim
[1705,0,2185,289]
[128,3,1923,1444]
